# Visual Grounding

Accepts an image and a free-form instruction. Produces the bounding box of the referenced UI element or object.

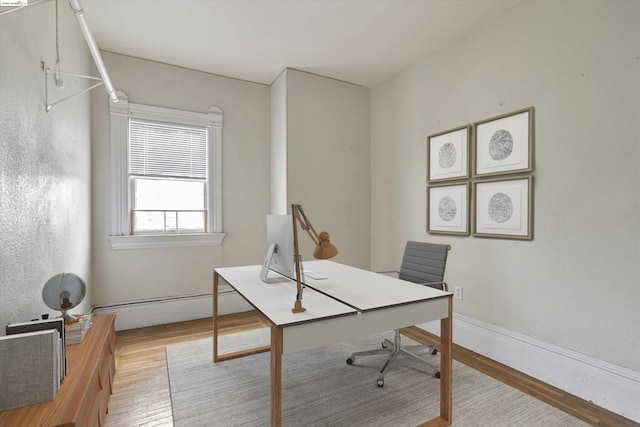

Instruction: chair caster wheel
[381,341,388,349]
[377,378,384,387]
[434,371,441,379]
[431,349,438,355]
[346,357,354,365]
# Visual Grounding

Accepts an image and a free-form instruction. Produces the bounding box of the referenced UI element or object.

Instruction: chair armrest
[376,270,400,276]
[416,281,448,292]
[376,271,448,291]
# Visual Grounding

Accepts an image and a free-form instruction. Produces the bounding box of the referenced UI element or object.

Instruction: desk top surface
[215,261,450,328]
[215,264,357,327]
[302,260,450,311]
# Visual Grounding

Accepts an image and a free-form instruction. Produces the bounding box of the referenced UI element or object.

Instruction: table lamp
[291,204,338,313]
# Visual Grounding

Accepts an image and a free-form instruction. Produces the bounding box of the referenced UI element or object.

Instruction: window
[129,119,207,235]
[108,92,224,249]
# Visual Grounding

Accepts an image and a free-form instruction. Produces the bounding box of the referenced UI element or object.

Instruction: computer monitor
[260,215,296,282]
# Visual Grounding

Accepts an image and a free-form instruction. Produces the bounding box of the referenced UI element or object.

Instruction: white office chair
[346,241,450,387]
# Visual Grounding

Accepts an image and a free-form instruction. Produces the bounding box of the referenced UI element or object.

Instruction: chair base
[346,329,440,387]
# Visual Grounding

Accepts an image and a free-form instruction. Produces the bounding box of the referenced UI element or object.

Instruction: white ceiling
[81,0,516,87]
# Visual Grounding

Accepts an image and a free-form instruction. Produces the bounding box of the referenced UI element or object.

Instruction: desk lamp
[291,204,338,313]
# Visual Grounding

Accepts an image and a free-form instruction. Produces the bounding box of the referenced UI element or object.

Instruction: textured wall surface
[370,0,640,371]
[0,2,92,329]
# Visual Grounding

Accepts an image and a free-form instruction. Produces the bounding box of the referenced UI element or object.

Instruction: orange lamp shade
[313,231,338,259]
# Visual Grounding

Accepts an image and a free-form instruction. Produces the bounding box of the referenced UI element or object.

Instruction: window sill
[108,233,225,250]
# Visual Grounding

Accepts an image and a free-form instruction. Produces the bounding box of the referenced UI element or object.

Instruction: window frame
[107,91,225,249]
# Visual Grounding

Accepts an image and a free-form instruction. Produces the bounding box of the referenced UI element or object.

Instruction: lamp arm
[289,203,337,313]
[303,226,320,246]
[291,204,306,313]
[292,204,320,245]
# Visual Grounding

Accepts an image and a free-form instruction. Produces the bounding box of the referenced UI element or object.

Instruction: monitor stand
[260,243,277,282]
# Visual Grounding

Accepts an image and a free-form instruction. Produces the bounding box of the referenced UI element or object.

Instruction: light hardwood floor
[104,312,268,426]
[104,312,636,427]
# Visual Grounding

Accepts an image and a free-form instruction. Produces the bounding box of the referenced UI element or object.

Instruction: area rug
[166,329,587,427]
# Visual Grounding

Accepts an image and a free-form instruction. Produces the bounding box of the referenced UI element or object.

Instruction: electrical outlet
[454,286,463,300]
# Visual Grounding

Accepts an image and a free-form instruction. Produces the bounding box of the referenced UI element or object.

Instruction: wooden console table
[0,314,116,427]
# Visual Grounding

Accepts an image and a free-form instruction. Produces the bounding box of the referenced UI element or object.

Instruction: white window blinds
[129,119,207,180]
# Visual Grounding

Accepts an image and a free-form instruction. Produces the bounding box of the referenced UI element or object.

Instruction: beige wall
[90,61,371,306]
[285,69,371,269]
[90,52,271,304]
[371,0,640,371]
[0,2,93,328]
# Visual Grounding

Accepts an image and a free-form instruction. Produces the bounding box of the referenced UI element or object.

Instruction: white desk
[213,261,453,426]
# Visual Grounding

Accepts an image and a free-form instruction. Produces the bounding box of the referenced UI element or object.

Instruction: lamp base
[291,300,306,313]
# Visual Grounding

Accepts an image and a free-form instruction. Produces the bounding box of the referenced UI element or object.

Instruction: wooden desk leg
[440,295,453,425]
[421,296,453,427]
[212,271,270,362]
[213,271,219,362]
[270,325,283,427]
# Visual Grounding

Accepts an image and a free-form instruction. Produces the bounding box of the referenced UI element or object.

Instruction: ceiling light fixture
[53,0,63,88]
[68,0,118,102]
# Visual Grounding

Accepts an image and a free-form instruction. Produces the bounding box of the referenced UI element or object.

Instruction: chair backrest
[398,241,450,290]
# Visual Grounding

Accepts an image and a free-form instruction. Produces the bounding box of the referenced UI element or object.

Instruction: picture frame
[427,182,470,236]
[473,107,534,177]
[473,176,533,240]
[427,124,470,183]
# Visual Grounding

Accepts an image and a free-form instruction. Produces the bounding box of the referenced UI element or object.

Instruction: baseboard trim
[92,292,252,331]
[416,313,640,423]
